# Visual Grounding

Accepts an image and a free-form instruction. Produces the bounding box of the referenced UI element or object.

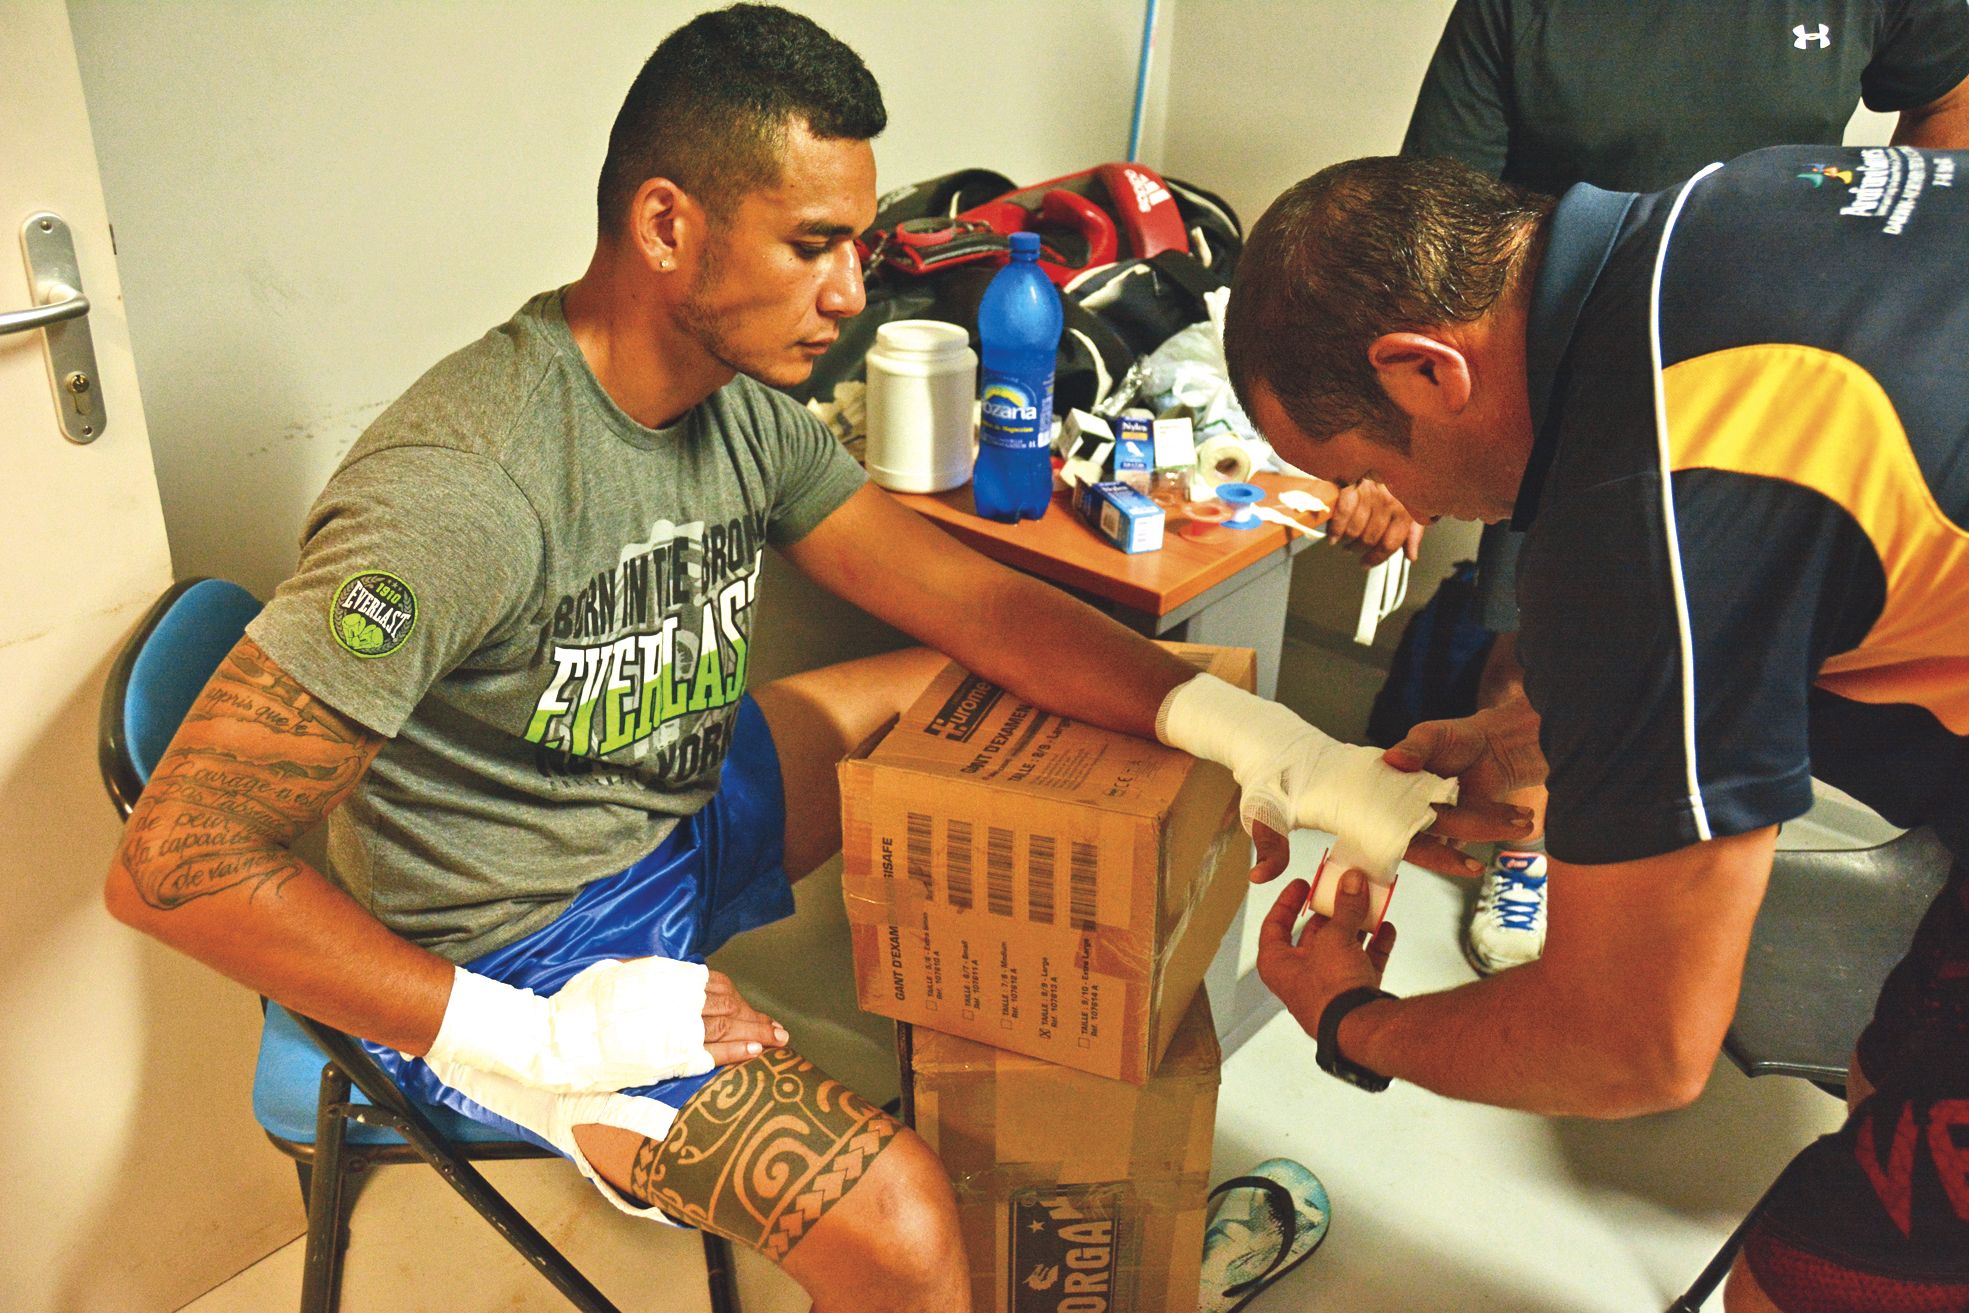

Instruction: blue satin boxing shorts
[361,694,794,1150]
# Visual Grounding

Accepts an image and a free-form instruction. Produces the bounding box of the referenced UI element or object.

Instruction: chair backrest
[100,578,263,818]
[1727,825,1954,1086]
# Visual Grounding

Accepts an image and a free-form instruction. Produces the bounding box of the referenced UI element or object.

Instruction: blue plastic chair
[101,579,739,1313]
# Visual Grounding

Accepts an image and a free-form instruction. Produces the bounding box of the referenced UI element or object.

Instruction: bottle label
[978,370,1054,451]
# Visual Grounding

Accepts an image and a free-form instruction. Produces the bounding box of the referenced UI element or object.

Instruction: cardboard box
[901,989,1220,1313]
[1073,480,1165,554]
[839,643,1252,1083]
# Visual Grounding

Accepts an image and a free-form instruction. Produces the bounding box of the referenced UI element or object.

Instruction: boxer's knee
[784,1124,969,1311]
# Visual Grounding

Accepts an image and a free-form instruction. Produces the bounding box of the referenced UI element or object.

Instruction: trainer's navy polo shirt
[1511,145,1969,865]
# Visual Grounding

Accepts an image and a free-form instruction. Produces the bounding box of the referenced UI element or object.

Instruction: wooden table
[889,471,1337,700]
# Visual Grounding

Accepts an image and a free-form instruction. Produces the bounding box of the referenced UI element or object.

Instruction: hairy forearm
[1338,968,1705,1118]
[105,639,453,1054]
[1329,835,1772,1117]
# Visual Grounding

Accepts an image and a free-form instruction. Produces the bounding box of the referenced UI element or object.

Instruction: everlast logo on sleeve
[1010,1186,1124,1313]
[330,571,417,658]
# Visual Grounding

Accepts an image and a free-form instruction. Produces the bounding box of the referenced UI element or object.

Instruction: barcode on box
[1028,835,1056,924]
[906,812,933,896]
[947,819,974,910]
[1069,841,1099,930]
[986,826,1015,917]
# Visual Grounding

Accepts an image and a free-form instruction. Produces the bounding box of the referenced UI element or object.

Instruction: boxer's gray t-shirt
[247,289,864,960]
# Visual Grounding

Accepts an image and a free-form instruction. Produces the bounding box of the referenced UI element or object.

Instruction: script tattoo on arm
[115,636,384,911]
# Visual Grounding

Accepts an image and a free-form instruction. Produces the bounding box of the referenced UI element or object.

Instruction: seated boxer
[105,8,1511,1311]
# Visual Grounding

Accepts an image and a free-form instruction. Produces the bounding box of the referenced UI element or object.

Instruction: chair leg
[702,1233,741,1313]
[1667,1179,1780,1313]
[300,1063,357,1313]
[294,1160,312,1208]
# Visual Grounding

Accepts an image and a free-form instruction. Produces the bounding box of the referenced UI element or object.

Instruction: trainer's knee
[1724,1250,1783,1313]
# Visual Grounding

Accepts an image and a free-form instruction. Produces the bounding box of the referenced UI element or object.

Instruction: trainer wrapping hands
[422,957,788,1094]
[1256,869,1397,1040]
[1155,673,1476,884]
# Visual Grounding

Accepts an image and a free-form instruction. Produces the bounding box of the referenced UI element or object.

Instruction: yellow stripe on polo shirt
[1662,343,1969,734]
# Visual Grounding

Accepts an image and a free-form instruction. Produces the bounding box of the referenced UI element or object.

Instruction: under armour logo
[1794,22,1830,49]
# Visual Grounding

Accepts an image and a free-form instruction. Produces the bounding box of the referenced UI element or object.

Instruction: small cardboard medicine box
[839,642,1252,1083]
[1074,480,1165,554]
[901,989,1220,1313]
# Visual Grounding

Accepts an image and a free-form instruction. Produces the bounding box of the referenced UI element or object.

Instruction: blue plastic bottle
[973,232,1063,522]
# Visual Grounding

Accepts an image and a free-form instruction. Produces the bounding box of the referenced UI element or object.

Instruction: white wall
[69,0,1162,603]
[1159,0,1466,736]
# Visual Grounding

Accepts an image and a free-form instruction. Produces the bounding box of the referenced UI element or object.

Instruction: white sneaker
[1464,849,1547,974]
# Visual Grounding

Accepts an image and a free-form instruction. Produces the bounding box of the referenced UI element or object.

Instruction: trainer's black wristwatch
[1315,986,1396,1092]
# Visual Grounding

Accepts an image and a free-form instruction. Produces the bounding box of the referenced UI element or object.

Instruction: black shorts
[1745,858,1969,1309]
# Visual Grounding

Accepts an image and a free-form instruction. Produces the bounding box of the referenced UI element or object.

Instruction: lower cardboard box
[901,989,1220,1313]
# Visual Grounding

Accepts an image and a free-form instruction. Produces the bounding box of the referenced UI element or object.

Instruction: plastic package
[865,320,977,493]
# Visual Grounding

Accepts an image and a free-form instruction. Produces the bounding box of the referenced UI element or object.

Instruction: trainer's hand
[1326,479,1424,567]
[1256,871,1396,1038]
[1386,697,1544,877]
[700,968,789,1067]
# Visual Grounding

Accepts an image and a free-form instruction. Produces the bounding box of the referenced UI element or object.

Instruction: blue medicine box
[1111,417,1155,494]
[1076,480,1165,554]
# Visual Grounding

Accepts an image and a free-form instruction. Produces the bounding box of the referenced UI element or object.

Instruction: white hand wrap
[1156,673,1458,880]
[422,957,715,1095]
[423,1055,682,1220]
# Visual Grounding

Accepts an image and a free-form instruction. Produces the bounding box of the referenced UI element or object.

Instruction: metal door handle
[0,287,89,335]
[9,212,104,443]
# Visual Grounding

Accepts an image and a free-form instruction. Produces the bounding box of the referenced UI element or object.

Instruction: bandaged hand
[423,957,780,1095]
[1156,673,1457,881]
[421,1054,680,1215]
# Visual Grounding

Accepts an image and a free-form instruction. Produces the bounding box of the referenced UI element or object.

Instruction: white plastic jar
[863,319,977,494]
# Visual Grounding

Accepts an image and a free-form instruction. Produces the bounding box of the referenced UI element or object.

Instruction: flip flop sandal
[1197,1158,1331,1313]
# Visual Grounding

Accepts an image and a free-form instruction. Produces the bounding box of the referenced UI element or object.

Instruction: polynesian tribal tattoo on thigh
[626,1048,900,1260]
[116,637,382,911]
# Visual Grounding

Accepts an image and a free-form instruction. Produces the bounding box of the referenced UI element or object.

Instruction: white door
[0,3,301,1309]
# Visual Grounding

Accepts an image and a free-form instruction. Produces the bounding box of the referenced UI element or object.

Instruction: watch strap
[1316,985,1395,1092]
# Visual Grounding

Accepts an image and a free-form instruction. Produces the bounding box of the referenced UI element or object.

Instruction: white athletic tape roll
[1305,855,1397,930]
[423,958,715,1095]
[1193,435,1256,492]
[1156,673,1457,881]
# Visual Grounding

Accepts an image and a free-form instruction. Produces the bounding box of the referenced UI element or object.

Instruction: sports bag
[790,163,1242,417]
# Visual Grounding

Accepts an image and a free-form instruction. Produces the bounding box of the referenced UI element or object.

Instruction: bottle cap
[1009,231,1041,255]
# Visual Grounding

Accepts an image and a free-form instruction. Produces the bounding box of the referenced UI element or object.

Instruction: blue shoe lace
[1492,865,1545,932]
